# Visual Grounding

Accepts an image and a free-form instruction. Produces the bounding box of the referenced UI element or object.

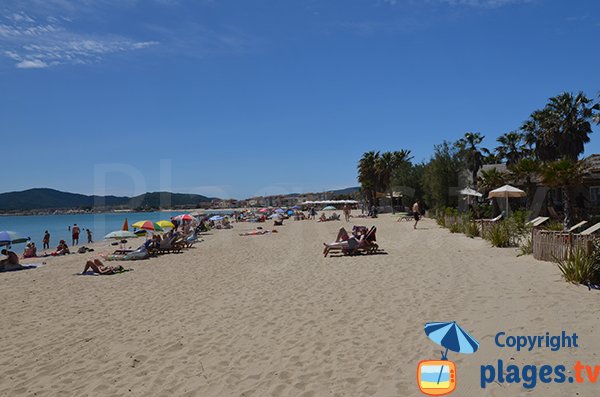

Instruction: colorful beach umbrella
[274,208,285,213]
[132,220,163,232]
[0,231,30,246]
[173,214,194,222]
[156,220,175,229]
[104,230,138,239]
[209,215,224,221]
[258,208,269,213]
[322,205,337,211]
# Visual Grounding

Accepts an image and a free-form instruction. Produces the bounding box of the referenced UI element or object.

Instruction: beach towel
[0,263,44,273]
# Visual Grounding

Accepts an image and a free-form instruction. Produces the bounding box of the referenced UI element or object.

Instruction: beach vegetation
[555,247,600,286]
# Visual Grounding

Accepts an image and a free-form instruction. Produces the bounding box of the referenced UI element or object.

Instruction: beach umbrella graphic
[0,231,30,247]
[424,321,479,384]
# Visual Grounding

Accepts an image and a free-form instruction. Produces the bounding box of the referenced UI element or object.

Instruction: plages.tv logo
[417,321,480,396]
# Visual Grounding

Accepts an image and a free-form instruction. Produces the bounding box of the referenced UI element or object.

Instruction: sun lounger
[525,216,549,227]
[579,223,600,236]
[324,226,379,257]
[567,220,588,233]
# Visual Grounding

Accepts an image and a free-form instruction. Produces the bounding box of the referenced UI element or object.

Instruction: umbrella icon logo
[417,321,479,396]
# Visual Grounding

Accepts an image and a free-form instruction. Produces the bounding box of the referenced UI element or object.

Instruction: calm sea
[0,211,189,249]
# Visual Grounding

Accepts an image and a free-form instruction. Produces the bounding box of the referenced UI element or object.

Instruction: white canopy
[488,185,526,216]
[459,187,483,197]
[487,185,526,199]
[300,200,358,205]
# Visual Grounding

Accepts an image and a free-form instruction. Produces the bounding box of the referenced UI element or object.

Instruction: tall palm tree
[508,158,541,209]
[477,168,507,195]
[540,159,584,229]
[358,151,380,207]
[375,150,412,213]
[456,132,489,188]
[522,92,596,162]
[495,131,528,166]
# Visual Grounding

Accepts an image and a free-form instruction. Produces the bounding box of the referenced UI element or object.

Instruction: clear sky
[1,0,599,199]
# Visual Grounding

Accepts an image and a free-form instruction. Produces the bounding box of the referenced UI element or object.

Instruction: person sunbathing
[323,227,366,256]
[82,259,125,275]
[318,213,327,222]
[239,229,278,236]
[23,242,38,258]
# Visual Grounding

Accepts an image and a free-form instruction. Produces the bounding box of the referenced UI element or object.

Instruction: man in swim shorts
[72,224,80,246]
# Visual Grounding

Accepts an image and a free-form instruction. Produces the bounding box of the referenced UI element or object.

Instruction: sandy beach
[1,213,599,396]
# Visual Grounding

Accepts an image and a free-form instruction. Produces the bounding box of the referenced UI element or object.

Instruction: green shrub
[449,222,462,233]
[463,220,480,238]
[486,222,511,247]
[518,237,533,256]
[555,248,600,285]
[544,221,564,231]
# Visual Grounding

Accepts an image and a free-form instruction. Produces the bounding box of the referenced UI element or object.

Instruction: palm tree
[358,151,380,207]
[375,150,412,213]
[508,158,541,209]
[477,168,507,195]
[522,92,596,162]
[456,132,489,188]
[495,131,528,166]
[540,159,584,229]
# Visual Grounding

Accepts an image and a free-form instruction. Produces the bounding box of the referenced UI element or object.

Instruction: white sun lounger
[579,222,600,236]
[567,220,588,233]
[526,216,549,227]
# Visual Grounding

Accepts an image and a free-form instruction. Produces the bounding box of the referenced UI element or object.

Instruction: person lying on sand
[81,259,127,275]
[322,227,366,256]
[239,229,279,236]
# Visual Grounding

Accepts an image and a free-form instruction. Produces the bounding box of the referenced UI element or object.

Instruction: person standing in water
[86,229,93,244]
[43,230,50,250]
[72,224,80,246]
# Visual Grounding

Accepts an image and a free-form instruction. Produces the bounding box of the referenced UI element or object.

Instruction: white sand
[1,214,599,396]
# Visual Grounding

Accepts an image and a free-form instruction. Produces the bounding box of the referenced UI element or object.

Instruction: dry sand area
[2,214,600,396]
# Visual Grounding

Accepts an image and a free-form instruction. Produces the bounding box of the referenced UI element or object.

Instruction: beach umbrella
[132,220,163,232]
[258,208,269,213]
[424,321,479,385]
[104,230,138,239]
[0,231,30,247]
[459,187,482,197]
[122,218,129,231]
[323,205,336,211]
[156,220,175,229]
[274,208,285,213]
[209,215,224,221]
[488,184,525,216]
[173,214,194,222]
[292,205,301,210]
[269,214,282,219]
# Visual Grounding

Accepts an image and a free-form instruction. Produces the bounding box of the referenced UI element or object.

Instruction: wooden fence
[532,229,595,262]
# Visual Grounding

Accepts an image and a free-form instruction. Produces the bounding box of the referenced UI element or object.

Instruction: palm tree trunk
[562,187,572,230]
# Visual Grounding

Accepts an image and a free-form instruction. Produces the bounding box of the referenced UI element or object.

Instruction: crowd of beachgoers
[0,203,393,274]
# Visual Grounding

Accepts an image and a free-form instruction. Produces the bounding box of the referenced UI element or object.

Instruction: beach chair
[567,220,588,233]
[324,226,379,257]
[525,216,549,227]
[579,223,600,236]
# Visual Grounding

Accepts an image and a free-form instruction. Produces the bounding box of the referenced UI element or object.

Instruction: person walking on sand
[412,200,421,230]
[43,230,50,250]
[72,224,80,246]
[343,205,350,222]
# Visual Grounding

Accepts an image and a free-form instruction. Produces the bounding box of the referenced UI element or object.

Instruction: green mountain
[0,188,215,211]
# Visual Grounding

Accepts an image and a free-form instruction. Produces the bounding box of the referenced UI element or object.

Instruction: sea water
[0,211,188,250]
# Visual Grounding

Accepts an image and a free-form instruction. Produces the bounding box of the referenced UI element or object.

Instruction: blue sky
[1,0,599,199]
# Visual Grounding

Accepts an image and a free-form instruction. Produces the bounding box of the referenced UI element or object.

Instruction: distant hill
[0,188,215,211]
[329,187,360,195]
